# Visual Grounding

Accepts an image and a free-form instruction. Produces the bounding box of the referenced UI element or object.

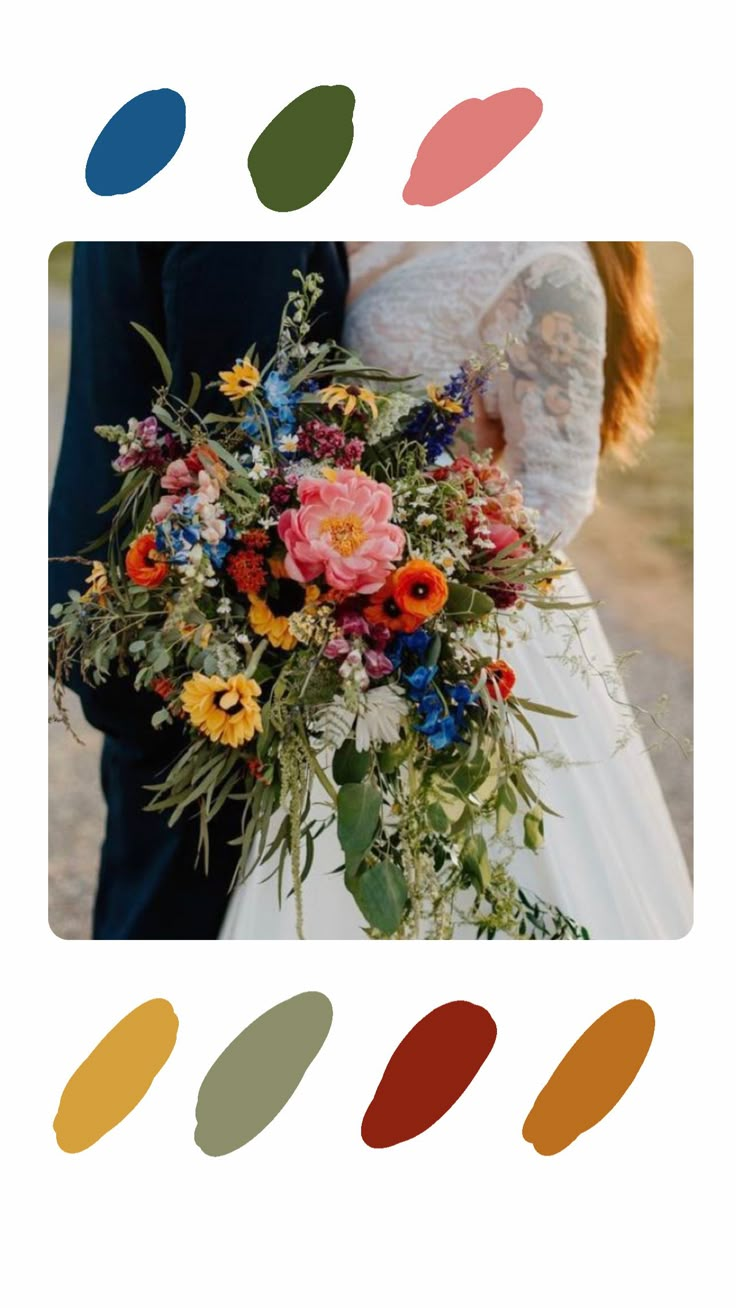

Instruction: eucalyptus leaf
[337,782,381,856]
[524,806,545,851]
[348,859,408,935]
[333,738,371,785]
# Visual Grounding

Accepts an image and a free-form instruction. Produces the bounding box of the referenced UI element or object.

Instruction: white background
[4,0,730,1303]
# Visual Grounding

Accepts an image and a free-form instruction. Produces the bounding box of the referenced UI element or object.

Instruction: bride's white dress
[220,241,693,940]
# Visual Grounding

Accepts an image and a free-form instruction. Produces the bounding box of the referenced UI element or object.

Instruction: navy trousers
[49,242,348,939]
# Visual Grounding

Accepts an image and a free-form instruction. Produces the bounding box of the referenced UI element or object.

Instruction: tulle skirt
[220,567,693,941]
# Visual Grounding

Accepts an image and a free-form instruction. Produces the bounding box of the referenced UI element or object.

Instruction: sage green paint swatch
[247,85,355,211]
[194,991,333,1156]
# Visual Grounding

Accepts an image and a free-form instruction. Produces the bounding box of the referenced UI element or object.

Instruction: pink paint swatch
[403,89,543,206]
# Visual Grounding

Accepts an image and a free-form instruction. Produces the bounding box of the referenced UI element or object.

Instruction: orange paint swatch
[53,998,179,1153]
[523,999,655,1156]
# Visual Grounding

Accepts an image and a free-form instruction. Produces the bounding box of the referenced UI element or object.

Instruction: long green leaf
[337,782,381,856]
[513,697,577,720]
[130,321,173,387]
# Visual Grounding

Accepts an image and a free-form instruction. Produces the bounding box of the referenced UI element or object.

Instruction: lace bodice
[343,242,607,547]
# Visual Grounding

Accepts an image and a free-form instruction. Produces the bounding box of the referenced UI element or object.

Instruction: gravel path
[47,287,693,939]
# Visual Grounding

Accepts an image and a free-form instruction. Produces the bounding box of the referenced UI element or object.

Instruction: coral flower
[180,672,262,748]
[392,559,449,620]
[218,359,261,400]
[483,660,516,701]
[161,459,196,493]
[321,383,378,419]
[363,580,424,634]
[125,533,169,588]
[277,468,404,594]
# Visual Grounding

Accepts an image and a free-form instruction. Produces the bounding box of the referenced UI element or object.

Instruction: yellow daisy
[321,383,378,419]
[180,672,262,748]
[426,383,464,414]
[218,358,261,401]
[80,561,110,606]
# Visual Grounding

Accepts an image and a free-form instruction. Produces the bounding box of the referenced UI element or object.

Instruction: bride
[220,241,693,941]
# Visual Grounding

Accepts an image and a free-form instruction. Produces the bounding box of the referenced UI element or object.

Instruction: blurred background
[48,242,693,939]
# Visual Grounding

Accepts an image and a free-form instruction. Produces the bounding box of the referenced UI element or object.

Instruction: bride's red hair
[587,242,661,463]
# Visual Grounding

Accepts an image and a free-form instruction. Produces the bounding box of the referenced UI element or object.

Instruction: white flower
[249,462,268,481]
[416,512,437,528]
[312,699,356,750]
[355,685,407,753]
[217,597,232,615]
[276,433,300,454]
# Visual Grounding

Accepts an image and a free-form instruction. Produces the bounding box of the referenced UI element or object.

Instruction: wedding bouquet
[50,271,591,940]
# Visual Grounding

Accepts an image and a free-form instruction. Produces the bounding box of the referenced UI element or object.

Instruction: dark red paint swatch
[362,1001,497,1148]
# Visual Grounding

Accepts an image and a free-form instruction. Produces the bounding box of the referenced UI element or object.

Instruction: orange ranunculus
[484,659,516,701]
[364,578,423,633]
[391,559,449,620]
[125,533,169,588]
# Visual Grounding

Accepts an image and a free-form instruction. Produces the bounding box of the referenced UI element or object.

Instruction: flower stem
[289,770,305,941]
[243,637,268,679]
[296,714,339,805]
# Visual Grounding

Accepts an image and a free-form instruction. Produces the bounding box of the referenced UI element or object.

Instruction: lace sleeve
[478,252,607,548]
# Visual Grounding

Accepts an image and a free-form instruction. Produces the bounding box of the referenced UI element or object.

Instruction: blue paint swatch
[85,89,186,196]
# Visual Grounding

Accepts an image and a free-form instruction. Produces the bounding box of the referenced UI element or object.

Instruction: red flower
[125,534,168,588]
[242,529,271,551]
[364,578,424,633]
[151,676,175,699]
[483,660,516,701]
[226,549,268,595]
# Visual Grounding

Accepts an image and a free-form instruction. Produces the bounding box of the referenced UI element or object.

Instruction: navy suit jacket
[49,241,348,739]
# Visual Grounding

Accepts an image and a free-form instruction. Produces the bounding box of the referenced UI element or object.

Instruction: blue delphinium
[409,673,479,751]
[154,496,233,568]
[239,370,299,445]
[388,626,432,668]
[402,364,486,463]
[263,371,298,434]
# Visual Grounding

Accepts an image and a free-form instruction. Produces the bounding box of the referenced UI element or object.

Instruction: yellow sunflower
[248,577,321,651]
[321,383,378,419]
[426,383,464,414]
[218,358,261,401]
[180,672,262,748]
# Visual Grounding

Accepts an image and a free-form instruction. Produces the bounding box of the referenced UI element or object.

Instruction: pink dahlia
[277,469,405,594]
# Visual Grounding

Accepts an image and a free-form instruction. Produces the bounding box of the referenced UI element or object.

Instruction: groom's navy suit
[49,242,348,939]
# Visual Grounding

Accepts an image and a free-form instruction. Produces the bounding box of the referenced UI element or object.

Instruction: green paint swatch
[248,85,355,212]
[194,991,333,1156]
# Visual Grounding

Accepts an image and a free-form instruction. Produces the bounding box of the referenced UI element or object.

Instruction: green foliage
[337,782,381,857]
[346,859,408,936]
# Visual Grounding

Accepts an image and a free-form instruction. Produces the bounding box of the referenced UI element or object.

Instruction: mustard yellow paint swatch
[523,999,655,1155]
[53,998,179,1153]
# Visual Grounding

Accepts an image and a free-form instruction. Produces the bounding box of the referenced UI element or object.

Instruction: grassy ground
[48,242,693,938]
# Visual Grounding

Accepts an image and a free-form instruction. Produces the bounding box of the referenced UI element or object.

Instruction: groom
[49,242,348,940]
